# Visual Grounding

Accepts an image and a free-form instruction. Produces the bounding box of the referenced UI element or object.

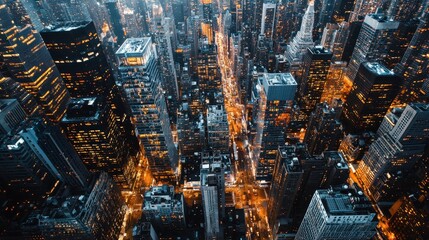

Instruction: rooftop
[364,62,394,76]
[0,99,17,112]
[42,21,91,32]
[116,38,151,55]
[263,73,297,86]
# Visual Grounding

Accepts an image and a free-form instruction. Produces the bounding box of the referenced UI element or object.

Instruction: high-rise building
[268,146,303,235]
[0,117,90,200]
[0,74,41,117]
[200,159,225,239]
[387,0,426,22]
[0,2,70,122]
[104,0,125,45]
[0,99,26,135]
[251,73,297,183]
[304,102,343,155]
[320,61,347,103]
[357,103,429,199]
[61,97,136,190]
[132,222,159,240]
[297,46,332,121]
[40,21,114,98]
[345,12,399,82]
[285,1,315,64]
[394,12,429,103]
[348,0,382,22]
[342,62,401,133]
[321,151,349,188]
[197,40,222,103]
[21,172,125,240]
[206,104,230,153]
[116,38,178,182]
[295,187,378,240]
[385,195,429,240]
[142,185,186,229]
[260,2,276,40]
[331,0,355,24]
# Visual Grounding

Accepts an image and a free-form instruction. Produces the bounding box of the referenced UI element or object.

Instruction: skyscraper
[0,1,70,122]
[304,102,343,155]
[268,146,303,235]
[252,73,297,183]
[297,46,332,121]
[342,62,401,133]
[345,12,399,82]
[206,104,230,153]
[61,97,135,190]
[357,103,429,198]
[295,187,377,240]
[200,159,225,239]
[116,38,178,182]
[40,21,114,98]
[260,2,276,40]
[104,0,125,45]
[285,1,315,64]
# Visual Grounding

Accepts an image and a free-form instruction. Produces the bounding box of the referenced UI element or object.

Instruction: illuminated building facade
[260,2,276,40]
[342,62,401,133]
[61,97,135,190]
[116,38,178,182]
[40,21,114,98]
[21,172,125,240]
[394,13,429,103]
[357,103,429,198]
[345,12,399,82]
[304,102,343,155]
[0,2,70,122]
[142,185,185,229]
[0,116,90,200]
[104,0,125,45]
[0,74,41,117]
[297,46,332,121]
[201,159,225,239]
[252,73,297,183]
[268,146,303,236]
[206,104,230,153]
[197,40,221,103]
[295,187,377,240]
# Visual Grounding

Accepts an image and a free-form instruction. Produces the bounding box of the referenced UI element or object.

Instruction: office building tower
[320,23,339,51]
[349,0,382,22]
[61,97,135,190]
[116,38,178,182]
[21,172,125,240]
[345,12,399,82]
[40,21,114,98]
[295,187,378,240]
[252,73,297,183]
[268,146,303,235]
[385,195,429,240]
[285,1,315,64]
[332,0,355,23]
[104,0,125,45]
[333,21,362,63]
[0,117,90,200]
[321,61,347,103]
[177,103,205,159]
[150,6,179,121]
[133,222,159,240]
[357,103,429,198]
[342,62,401,133]
[0,2,70,122]
[197,40,222,103]
[394,13,429,103]
[321,151,349,188]
[297,46,332,121]
[387,0,425,22]
[142,185,185,229]
[207,104,230,153]
[304,102,343,155]
[0,99,26,135]
[201,160,225,239]
[260,2,276,40]
[338,132,376,163]
[0,74,41,117]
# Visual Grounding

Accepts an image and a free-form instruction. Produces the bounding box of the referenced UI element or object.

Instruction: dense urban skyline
[0,0,428,239]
